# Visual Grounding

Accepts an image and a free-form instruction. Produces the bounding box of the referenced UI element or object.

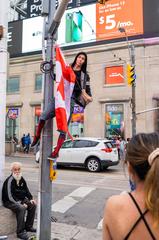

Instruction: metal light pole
[37,1,70,239]
[119,27,136,136]
[0,0,9,206]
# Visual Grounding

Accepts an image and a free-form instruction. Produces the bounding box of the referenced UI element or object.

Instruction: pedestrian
[2,162,36,240]
[31,51,93,160]
[119,137,126,161]
[24,133,31,154]
[12,134,19,152]
[115,136,121,160]
[102,132,159,240]
[21,134,26,151]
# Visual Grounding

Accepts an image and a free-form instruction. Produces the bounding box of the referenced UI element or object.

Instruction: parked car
[36,137,119,172]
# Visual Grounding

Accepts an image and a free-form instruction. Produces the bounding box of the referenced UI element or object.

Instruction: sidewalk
[10,152,34,158]
[7,222,102,240]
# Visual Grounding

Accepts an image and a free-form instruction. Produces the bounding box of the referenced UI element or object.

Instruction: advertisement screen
[8,21,22,56]
[57,4,96,46]
[96,0,143,41]
[10,0,159,57]
[22,17,43,53]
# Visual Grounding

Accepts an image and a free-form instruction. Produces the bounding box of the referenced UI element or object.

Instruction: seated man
[2,162,36,240]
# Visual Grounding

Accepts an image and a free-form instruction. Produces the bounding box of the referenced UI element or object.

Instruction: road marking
[97,218,103,230]
[68,187,95,198]
[53,180,128,191]
[52,196,78,213]
[51,187,95,213]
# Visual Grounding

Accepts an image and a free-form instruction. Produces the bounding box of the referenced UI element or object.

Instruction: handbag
[76,72,93,108]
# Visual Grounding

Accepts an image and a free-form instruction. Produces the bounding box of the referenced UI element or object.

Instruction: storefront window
[105,104,124,138]
[69,104,84,137]
[5,108,19,141]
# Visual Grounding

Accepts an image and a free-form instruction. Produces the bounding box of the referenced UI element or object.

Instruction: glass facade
[7,76,20,93]
[105,104,124,138]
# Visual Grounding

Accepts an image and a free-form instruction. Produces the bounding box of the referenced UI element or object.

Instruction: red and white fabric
[55,46,76,133]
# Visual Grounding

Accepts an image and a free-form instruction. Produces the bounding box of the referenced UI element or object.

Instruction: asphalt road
[5,156,129,232]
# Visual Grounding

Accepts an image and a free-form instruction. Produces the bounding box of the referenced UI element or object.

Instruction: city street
[5,155,129,239]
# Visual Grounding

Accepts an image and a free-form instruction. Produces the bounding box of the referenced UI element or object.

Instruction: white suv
[57,137,119,172]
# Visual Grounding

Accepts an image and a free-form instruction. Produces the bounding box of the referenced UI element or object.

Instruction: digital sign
[57,4,96,46]
[96,0,143,40]
[8,0,159,57]
[8,21,22,56]
[27,0,42,18]
[22,17,43,53]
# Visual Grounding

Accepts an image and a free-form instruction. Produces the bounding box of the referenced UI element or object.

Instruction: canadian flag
[55,47,76,133]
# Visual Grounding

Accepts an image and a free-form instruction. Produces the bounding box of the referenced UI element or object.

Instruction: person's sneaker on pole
[31,120,45,147]
[48,147,59,161]
[25,227,36,233]
[48,134,65,160]
[17,231,29,240]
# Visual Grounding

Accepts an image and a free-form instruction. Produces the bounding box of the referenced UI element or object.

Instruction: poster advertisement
[105,65,124,84]
[57,4,96,46]
[96,0,143,40]
[7,108,19,119]
[22,17,43,53]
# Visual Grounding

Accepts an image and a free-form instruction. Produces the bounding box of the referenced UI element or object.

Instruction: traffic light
[98,0,110,4]
[127,64,135,85]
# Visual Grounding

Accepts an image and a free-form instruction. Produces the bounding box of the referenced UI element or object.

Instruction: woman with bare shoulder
[103,132,159,240]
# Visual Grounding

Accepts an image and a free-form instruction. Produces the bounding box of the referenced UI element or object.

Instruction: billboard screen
[8,0,159,57]
[57,4,96,46]
[22,17,43,53]
[96,0,143,41]
[8,21,22,56]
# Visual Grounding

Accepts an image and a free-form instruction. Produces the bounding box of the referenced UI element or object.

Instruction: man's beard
[12,172,22,185]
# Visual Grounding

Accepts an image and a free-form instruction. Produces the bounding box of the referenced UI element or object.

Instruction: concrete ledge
[0,206,16,235]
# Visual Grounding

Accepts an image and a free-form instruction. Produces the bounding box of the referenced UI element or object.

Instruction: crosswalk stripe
[51,186,95,213]
[68,187,95,198]
[51,196,78,213]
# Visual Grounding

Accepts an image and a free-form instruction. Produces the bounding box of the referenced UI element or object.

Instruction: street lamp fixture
[119,27,136,137]
[119,27,131,62]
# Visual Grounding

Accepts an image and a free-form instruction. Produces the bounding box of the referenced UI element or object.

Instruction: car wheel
[86,158,101,172]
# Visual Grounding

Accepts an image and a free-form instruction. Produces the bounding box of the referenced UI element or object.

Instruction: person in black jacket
[2,162,36,240]
[31,51,92,160]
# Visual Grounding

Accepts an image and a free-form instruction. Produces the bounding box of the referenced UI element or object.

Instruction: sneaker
[25,227,36,233]
[31,136,40,147]
[48,153,58,161]
[17,231,29,240]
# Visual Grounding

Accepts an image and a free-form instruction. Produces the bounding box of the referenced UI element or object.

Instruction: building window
[35,74,42,91]
[5,108,19,141]
[105,65,124,85]
[69,104,84,137]
[105,104,124,138]
[7,76,20,93]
